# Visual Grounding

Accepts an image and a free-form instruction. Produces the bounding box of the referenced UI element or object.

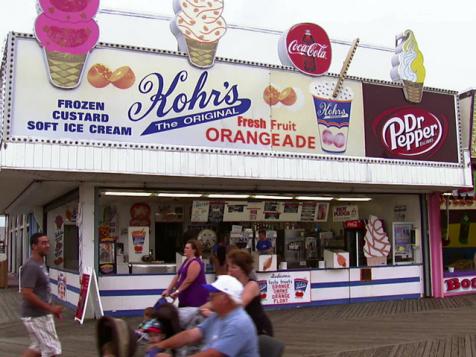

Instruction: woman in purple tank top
[162,239,208,307]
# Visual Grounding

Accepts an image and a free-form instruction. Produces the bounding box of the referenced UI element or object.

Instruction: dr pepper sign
[278,22,332,76]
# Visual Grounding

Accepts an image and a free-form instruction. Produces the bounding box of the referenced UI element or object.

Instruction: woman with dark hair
[227,249,274,336]
[199,249,274,336]
[162,239,208,307]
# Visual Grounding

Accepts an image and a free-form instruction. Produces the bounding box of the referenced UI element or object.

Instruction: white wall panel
[312,287,349,301]
[350,282,421,298]
[0,142,471,189]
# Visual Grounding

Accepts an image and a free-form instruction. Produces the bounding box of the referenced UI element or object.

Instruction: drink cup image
[132,230,145,254]
[309,80,353,153]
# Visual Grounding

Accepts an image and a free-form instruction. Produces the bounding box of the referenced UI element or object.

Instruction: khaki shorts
[22,314,62,357]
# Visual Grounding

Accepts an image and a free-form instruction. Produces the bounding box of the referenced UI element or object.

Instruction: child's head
[101,342,116,357]
[144,320,163,343]
[143,307,156,320]
[148,330,163,343]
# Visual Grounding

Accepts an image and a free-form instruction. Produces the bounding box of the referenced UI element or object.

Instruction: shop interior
[95,190,423,275]
[441,194,476,273]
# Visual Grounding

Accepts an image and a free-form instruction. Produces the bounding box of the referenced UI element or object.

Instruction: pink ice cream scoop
[34,11,99,88]
[35,14,99,55]
[38,0,100,23]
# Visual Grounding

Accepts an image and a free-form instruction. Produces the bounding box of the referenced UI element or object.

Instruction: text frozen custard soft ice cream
[309,80,353,153]
[171,0,227,68]
[390,30,426,103]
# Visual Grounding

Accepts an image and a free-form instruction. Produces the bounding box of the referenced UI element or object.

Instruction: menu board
[332,205,359,222]
[258,271,311,306]
[223,201,249,221]
[280,202,301,221]
[208,201,225,223]
[191,201,210,222]
[300,202,317,222]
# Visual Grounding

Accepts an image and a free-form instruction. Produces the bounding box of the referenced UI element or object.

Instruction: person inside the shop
[200,250,274,337]
[210,234,228,277]
[151,275,259,357]
[161,239,208,307]
[256,229,273,255]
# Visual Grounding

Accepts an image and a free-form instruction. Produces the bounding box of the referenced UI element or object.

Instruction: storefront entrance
[155,222,183,263]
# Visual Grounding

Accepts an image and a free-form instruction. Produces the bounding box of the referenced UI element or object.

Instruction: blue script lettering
[128,71,240,122]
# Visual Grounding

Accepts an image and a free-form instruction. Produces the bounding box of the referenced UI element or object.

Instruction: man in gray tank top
[21,232,63,357]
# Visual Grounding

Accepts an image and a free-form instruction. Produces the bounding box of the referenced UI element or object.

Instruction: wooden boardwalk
[2,287,476,356]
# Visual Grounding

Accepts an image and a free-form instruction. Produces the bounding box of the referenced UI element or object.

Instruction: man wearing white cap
[152,275,259,357]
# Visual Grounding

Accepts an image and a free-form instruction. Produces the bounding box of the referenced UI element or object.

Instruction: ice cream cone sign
[363,215,391,266]
[390,30,426,103]
[34,0,100,89]
[170,0,227,69]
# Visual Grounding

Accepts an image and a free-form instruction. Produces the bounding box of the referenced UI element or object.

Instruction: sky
[0,0,475,91]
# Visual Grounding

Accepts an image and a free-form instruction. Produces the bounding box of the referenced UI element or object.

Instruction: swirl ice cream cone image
[35,0,100,89]
[170,0,227,68]
[363,215,391,266]
[390,30,426,103]
[309,80,353,153]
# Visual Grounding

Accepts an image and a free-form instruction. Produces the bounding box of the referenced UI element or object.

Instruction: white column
[78,183,96,274]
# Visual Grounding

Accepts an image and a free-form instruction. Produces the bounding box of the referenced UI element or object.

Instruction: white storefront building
[0,26,471,316]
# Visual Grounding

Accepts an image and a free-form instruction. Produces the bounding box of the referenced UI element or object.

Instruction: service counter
[48,264,423,317]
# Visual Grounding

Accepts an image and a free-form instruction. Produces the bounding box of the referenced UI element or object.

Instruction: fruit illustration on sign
[110,66,135,89]
[390,29,426,103]
[35,0,100,89]
[263,85,280,106]
[87,64,112,88]
[278,22,332,76]
[263,85,298,107]
[170,0,227,68]
[278,87,297,106]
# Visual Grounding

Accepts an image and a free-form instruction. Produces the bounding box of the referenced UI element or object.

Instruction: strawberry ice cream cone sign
[170,0,227,69]
[278,23,332,76]
[34,0,100,89]
[363,215,391,266]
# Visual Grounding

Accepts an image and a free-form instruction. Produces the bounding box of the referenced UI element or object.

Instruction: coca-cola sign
[363,83,458,163]
[278,22,332,76]
[373,107,447,158]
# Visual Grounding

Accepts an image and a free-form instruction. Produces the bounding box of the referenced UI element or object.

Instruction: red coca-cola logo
[278,22,332,76]
[373,107,448,158]
[343,220,365,230]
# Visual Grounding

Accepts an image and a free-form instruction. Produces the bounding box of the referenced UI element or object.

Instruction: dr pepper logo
[373,107,448,158]
[278,22,332,76]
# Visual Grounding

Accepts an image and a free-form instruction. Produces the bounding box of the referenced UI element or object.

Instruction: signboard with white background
[6,35,459,164]
[258,270,311,306]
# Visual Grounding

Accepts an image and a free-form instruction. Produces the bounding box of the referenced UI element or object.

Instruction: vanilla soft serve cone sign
[390,30,426,103]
